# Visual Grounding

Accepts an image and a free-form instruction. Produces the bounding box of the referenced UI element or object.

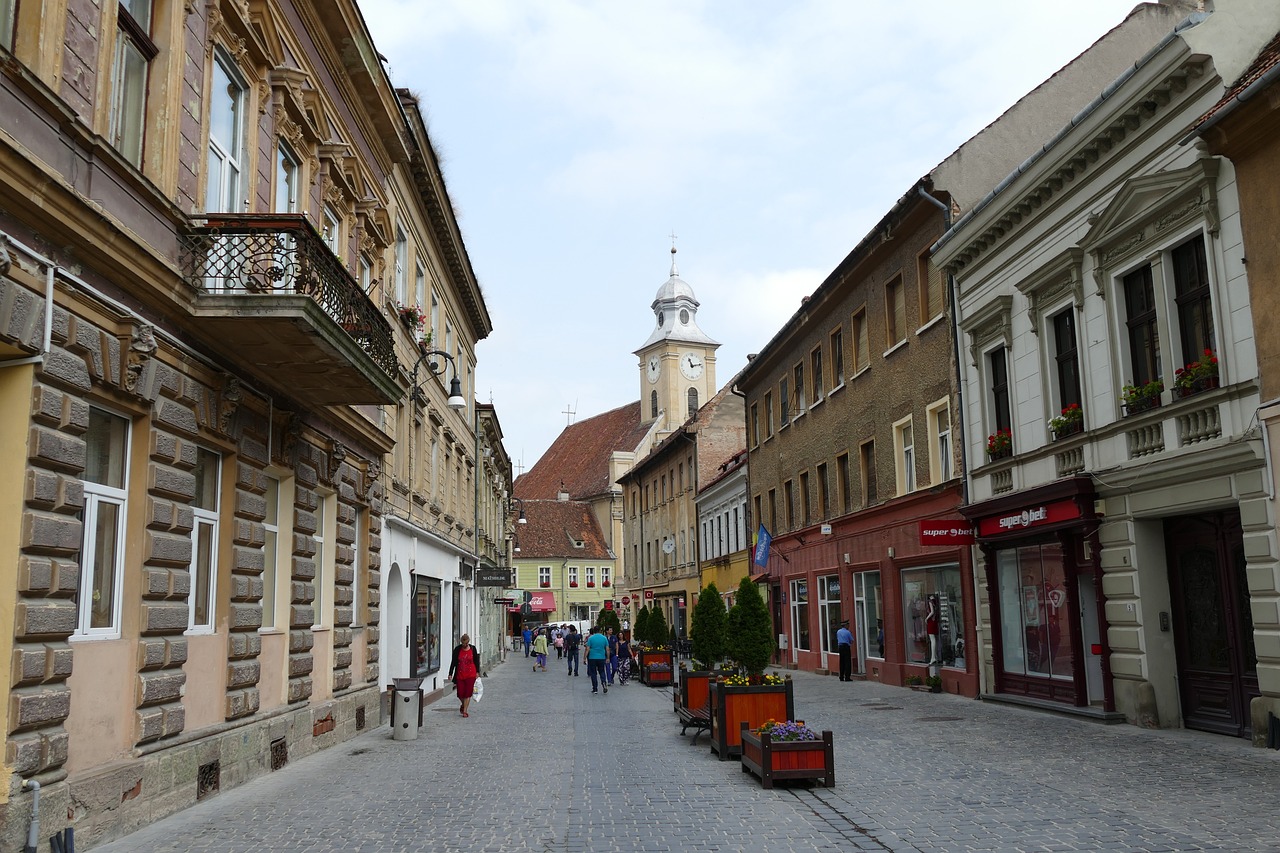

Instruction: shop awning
[749,572,769,583]
[528,591,556,611]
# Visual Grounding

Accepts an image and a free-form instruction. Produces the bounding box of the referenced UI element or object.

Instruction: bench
[678,693,713,745]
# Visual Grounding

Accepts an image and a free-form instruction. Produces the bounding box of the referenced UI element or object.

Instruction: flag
[753,524,772,567]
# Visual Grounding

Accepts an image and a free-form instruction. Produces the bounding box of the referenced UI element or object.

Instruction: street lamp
[410,348,466,410]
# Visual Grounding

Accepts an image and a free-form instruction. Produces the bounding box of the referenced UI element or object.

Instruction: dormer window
[658,311,665,327]
[680,308,690,324]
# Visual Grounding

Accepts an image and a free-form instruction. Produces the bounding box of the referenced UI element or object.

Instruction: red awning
[528,591,556,611]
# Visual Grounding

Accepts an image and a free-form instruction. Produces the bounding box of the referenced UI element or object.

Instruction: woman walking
[532,630,549,671]
[448,634,480,717]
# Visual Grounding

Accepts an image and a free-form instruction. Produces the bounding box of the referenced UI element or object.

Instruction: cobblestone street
[91,656,1280,853]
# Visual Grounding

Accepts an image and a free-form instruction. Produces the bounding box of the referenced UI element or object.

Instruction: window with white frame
[790,579,810,651]
[415,262,427,339]
[261,475,281,630]
[394,228,408,305]
[275,144,299,213]
[359,256,372,293]
[569,565,579,586]
[206,51,246,212]
[322,205,342,256]
[926,399,952,484]
[586,566,596,586]
[893,416,915,494]
[811,347,824,402]
[110,0,157,167]
[538,566,551,587]
[77,408,130,637]
[431,290,441,345]
[312,492,334,628]
[602,566,611,587]
[189,448,221,632]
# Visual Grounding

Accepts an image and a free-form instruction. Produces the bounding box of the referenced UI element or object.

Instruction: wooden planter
[709,680,795,760]
[675,670,714,714]
[739,723,834,788]
[638,649,674,686]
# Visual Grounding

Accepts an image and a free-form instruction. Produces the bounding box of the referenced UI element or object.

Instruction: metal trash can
[391,677,424,741]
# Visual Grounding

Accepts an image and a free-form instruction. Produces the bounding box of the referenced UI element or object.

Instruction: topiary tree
[595,607,621,635]
[690,582,727,667]
[634,605,651,645]
[648,605,669,647]
[726,577,774,676]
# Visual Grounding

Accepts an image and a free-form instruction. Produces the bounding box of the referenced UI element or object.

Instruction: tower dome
[635,246,719,352]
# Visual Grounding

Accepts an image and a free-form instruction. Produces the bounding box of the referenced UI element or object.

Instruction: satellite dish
[662,538,675,554]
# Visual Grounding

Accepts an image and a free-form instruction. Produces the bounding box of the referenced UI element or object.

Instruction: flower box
[586,582,595,588]
[638,649,674,686]
[1051,419,1083,441]
[602,581,611,587]
[569,582,578,588]
[539,582,550,588]
[1174,375,1219,399]
[1122,380,1163,416]
[674,669,715,715]
[1123,395,1162,416]
[739,723,834,788]
[709,679,795,761]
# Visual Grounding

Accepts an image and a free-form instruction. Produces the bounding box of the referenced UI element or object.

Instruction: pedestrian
[585,626,609,695]
[532,630,549,671]
[616,633,633,685]
[448,633,480,717]
[606,627,619,686]
[554,626,564,659]
[522,625,532,657]
[564,624,581,676]
[836,619,854,681]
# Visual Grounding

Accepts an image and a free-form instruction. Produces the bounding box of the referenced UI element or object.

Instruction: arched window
[650,390,659,418]
[687,388,699,417]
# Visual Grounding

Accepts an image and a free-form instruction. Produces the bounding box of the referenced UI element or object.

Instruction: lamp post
[409,348,466,410]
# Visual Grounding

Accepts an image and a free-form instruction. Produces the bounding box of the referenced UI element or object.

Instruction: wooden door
[1165,510,1259,738]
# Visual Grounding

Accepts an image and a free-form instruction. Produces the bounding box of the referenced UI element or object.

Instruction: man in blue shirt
[584,626,610,695]
[564,625,581,676]
[522,626,532,658]
[836,620,854,682]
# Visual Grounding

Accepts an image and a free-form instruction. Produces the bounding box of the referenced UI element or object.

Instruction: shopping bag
[472,677,484,702]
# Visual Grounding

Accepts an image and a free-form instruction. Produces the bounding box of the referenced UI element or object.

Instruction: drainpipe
[22,778,40,853]
[0,236,57,368]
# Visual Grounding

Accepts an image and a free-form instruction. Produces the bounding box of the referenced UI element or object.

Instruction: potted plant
[539,581,550,588]
[602,580,611,587]
[396,301,426,331]
[739,720,834,789]
[986,428,1013,460]
[677,583,727,715]
[569,581,579,588]
[1047,403,1083,440]
[1174,349,1219,398]
[926,675,943,693]
[1121,379,1163,415]
[709,577,791,760]
[586,581,595,587]
[638,606,673,686]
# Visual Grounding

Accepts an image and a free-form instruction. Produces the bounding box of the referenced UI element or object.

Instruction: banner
[753,524,772,567]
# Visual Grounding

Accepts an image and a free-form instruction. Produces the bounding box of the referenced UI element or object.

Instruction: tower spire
[669,230,679,277]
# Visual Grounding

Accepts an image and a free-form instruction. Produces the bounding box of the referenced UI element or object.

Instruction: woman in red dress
[448,634,479,717]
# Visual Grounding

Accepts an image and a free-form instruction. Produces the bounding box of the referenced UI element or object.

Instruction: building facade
[511,498,616,627]
[696,449,752,607]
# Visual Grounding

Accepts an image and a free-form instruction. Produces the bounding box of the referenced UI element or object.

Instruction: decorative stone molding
[1014,248,1084,334]
[0,233,11,275]
[280,413,303,465]
[362,459,380,500]
[219,375,242,434]
[960,295,1013,368]
[326,441,346,485]
[125,323,158,397]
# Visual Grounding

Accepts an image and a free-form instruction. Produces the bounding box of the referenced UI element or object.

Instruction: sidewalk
[88,659,1280,852]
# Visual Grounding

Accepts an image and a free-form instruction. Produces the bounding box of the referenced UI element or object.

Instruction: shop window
[790,579,810,651]
[818,574,842,657]
[412,577,441,676]
[188,448,221,633]
[996,544,1073,679]
[901,565,965,668]
[855,571,883,660]
[77,408,130,638]
[830,327,845,387]
[110,0,157,167]
[1052,308,1082,411]
[206,51,246,212]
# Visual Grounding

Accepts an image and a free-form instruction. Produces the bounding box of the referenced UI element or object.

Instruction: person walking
[553,626,564,659]
[532,630,549,672]
[605,627,619,686]
[522,626,532,658]
[585,626,609,695]
[564,625,581,676]
[616,633,633,685]
[448,634,480,717]
[836,620,854,682]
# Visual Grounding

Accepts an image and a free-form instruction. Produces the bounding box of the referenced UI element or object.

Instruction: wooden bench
[678,693,713,745]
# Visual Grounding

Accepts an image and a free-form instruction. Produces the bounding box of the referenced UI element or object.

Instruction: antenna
[562,402,577,426]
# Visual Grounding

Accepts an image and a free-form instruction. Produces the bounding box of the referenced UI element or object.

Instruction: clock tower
[636,247,719,428]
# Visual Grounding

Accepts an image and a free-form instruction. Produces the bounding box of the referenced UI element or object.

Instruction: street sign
[621,596,631,605]
[476,567,513,587]
[644,590,653,600]
[492,597,515,605]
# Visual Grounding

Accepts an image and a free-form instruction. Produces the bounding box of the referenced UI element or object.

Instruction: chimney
[558,480,569,502]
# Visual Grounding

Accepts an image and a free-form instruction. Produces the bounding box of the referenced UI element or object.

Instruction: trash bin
[391,677,424,741]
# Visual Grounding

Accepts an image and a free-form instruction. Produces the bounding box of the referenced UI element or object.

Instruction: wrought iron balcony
[180,215,401,406]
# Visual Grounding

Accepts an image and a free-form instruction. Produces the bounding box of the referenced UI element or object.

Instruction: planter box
[644,664,673,686]
[739,723,834,788]
[1174,375,1219,399]
[709,680,795,760]
[675,670,715,714]
[638,649,673,686]
[1123,394,1162,416]
[1051,419,1083,441]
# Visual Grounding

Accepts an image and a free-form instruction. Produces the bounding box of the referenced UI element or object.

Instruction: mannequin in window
[926,595,940,665]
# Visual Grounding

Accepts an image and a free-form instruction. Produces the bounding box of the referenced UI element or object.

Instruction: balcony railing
[180,215,397,381]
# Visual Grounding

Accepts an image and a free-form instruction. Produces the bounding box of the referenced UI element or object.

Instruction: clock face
[680,352,704,380]
[646,355,661,383]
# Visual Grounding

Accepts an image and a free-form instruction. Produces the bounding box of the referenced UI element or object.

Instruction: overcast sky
[360,0,1145,473]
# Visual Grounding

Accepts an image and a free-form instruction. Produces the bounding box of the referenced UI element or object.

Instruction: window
[830,328,845,387]
[567,565,579,586]
[1123,266,1160,387]
[767,488,777,535]
[431,290,441,344]
[799,471,811,525]
[784,480,795,530]
[1052,309,1081,412]
[77,408,130,637]
[988,346,1011,434]
[886,276,906,348]
[856,571,884,659]
[687,387,698,417]
[110,0,157,167]
[811,347,824,402]
[836,452,852,514]
[816,463,829,520]
[902,564,965,668]
[793,363,806,412]
[189,448,221,632]
[750,403,759,447]
[0,0,14,50]
[894,417,915,494]
[860,440,877,506]
[918,248,943,324]
[586,566,596,586]
[779,377,789,426]
[651,390,659,419]
[997,545,1070,678]
[359,256,372,293]
[1171,235,1215,363]
[261,475,282,630]
[312,493,334,629]
[206,52,246,212]
[275,143,299,213]
[790,579,810,651]
[394,228,408,305]
[852,308,869,374]
[602,566,611,586]
[764,391,774,438]
[352,507,365,626]
[415,263,427,327]
[926,399,952,485]
[322,205,342,256]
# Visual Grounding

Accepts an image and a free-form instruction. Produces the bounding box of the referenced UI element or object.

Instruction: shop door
[817,575,842,672]
[1165,511,1258,738]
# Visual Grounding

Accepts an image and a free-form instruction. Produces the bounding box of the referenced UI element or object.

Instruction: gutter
[1180,56,1280,144]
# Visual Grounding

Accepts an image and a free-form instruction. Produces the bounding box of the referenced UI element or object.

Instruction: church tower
[635,246,719,428]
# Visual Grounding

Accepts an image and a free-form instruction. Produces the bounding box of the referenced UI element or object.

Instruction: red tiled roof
[515,401,648,500]
[513,499,613,560]
[1193,30,1280,132]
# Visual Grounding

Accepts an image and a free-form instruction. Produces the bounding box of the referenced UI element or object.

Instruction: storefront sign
[977,498,1083,537]
[678,597,686,608]
[644,590,654,600]
[604,600,614,610]
[492,597,515,605]
[919,520,976,546]
[475,567,513,587]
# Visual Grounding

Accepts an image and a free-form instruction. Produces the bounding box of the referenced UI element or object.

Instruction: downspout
[22,778,39,853]
[0,236,58,368]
